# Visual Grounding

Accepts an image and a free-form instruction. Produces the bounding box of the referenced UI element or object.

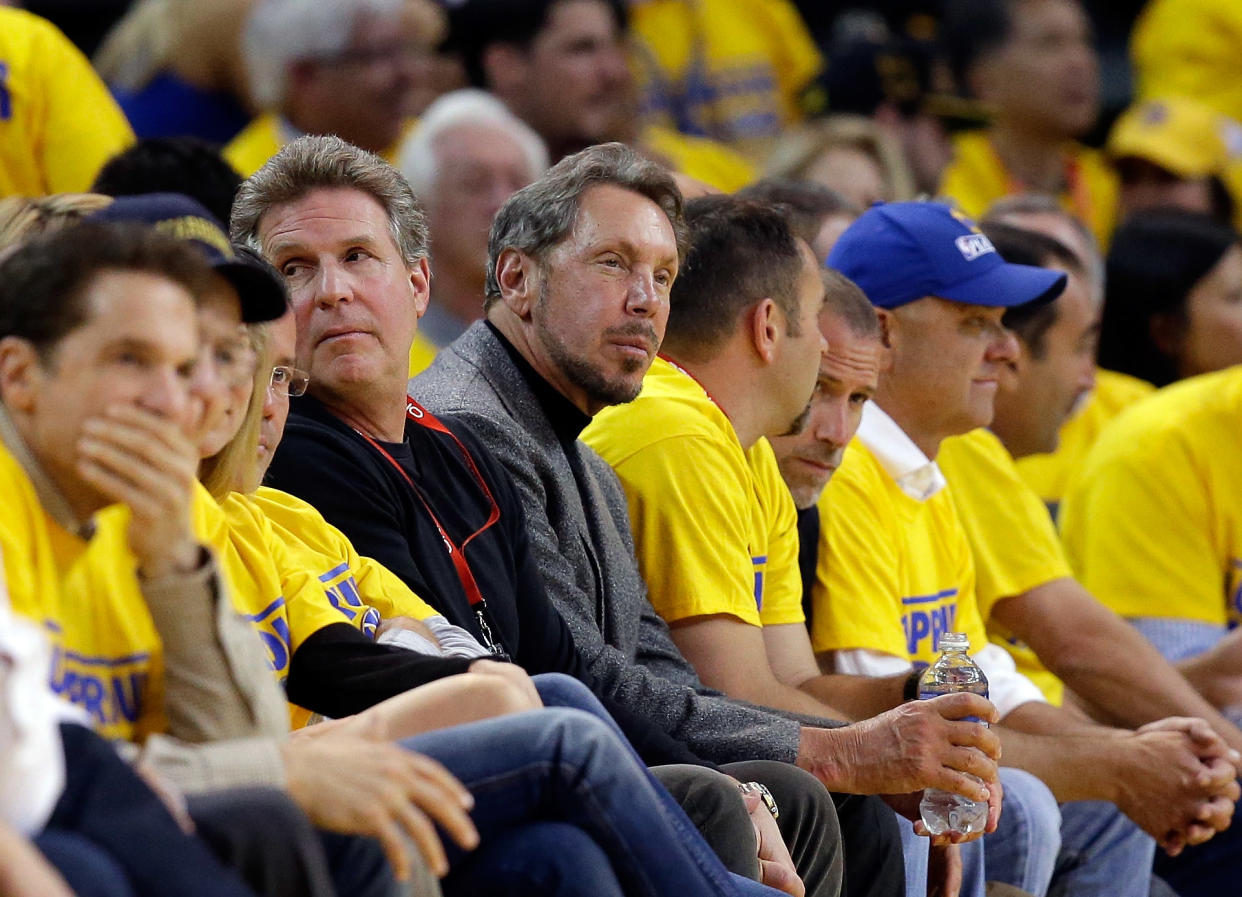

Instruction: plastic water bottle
[918,632,990,836]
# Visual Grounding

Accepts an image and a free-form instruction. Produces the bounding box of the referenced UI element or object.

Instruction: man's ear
[494,248,538,319]
[0,336,42,413]
[408,257,431,317]
[874,308,897,372]
[749,297,781,364]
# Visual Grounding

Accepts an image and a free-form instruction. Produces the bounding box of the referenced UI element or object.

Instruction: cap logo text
[955,234,995,261]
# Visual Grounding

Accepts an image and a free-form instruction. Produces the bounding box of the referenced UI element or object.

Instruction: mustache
[602,321,660,349]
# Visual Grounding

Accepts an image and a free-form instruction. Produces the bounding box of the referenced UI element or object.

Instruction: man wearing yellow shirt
[0,223,460,896]
[980,194,1155,515]
[224,0,439,176]
[825,200,1238,896]
[584,195,1011,896]
[938,214,1242,746]
[936,0,1118,248]
[445,0,756,192]
[0,8,134,197]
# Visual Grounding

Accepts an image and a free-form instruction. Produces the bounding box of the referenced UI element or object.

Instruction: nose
[262,372,279,421]
[600,43,630,86]
[625,271,665,318]
[813,398,852,451]
[312,262,351,310]
[987,327,1021,364]
[140,367,191,424]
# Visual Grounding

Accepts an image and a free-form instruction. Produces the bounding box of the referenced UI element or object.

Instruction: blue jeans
[400,698,782,897]
[986,765,1153,897]
[1050,801,1153,897]
[896,812,985,897]
[986,767,1061,896]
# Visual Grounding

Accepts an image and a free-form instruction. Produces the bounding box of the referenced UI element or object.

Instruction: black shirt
[267,389,707,767]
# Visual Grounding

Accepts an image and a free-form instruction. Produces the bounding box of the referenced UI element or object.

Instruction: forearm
[996,702,1128,802]
[798,672,907,721]
[1178,631,1242,739]
[142,550,290,742]
[1032,594,1242,754]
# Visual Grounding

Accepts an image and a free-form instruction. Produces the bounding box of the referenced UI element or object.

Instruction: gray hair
[397,89,549,198]
[242,0,404,110]
[484,142,686,309]
[230,134,428,265]
[982,193,1103,298]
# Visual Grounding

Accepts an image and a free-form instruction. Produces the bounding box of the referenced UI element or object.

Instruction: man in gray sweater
[415,142,1003,897]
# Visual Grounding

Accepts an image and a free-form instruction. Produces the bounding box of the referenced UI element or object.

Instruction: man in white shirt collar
[828,200,1237,897]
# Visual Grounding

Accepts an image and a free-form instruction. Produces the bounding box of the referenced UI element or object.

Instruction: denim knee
[986,767,1061,896]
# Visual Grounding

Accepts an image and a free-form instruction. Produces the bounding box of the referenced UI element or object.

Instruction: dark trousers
[42,723,257,897]
[1153,808,1242,897]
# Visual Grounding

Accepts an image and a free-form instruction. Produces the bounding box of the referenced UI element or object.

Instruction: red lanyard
[354,396,500,611]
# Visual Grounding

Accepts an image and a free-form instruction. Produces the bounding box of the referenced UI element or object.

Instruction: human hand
[737,784,804,897]
[76,405,200,578]
[281,717,479,879]
[829,693,1000,799]
[925,843,961,897]
[1113,726,1238,855]
[466,658,542,710]
[0,821,75,897]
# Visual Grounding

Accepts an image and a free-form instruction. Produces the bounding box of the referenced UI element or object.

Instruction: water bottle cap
[936,632,969,652]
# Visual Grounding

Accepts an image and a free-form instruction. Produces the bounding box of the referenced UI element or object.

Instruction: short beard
[780,401,813,437]
[533,283,654,409]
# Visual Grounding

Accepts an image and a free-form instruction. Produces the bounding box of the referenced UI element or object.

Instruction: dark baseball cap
[828,201,1067,310]
[90,193,286,323]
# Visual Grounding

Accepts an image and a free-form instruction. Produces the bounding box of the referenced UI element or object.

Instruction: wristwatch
[737,781,779,820]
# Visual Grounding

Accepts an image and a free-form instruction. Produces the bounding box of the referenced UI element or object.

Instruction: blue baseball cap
[827,201,1067,310]
[90,193,287,324]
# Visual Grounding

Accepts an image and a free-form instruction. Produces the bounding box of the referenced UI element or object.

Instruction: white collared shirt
[834,403,1048,717]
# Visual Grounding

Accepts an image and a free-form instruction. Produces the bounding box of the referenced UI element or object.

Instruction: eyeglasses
[269,365,310,398]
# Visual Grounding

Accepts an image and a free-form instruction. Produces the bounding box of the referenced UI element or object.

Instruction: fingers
[939,745,998,785]
[1195,756,1239,794]
[758,859,805,897]
[372,815,415,881]
[388,794,450,877]
[928,692,999,726]
[941,718,1001,762]
[391,753,478,852]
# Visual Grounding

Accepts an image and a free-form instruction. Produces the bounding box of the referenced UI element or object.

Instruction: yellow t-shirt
[0,7,134,196]
[811,439,989,666]
[937,130,1120,250]
[248,486,438,627]
[0,442,165,743]
[408,330,438,378]
[629,0,821,160]
[223,112,414,177]
[1015,369,1156,520]
[583,356,804,628]
[939,429,1070,704]
[1131,0,1242,125]
[1060,366,1242,627]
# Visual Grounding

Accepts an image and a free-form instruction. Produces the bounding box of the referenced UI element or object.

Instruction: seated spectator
[93,137,244,227]
[0,7,134,196]
[1107,96,1238,227]
[1099,209,1242,388]
[822,200,1236,896]
[937,222,1242,897]
[735,179,859,261]
[764,115,915,208]
[93,0,257,145]
[980,194,1153,518]
[627,0,822,162]
[1059,365,1242,897]
[936,0,1118,248]
[445,0,756,192]
[397,89,548,358]
[238,134,832,891]
[225,0,445,176]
